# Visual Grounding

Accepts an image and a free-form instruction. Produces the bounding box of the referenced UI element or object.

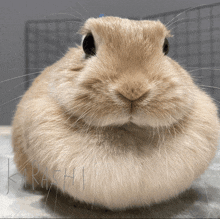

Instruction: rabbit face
[50,17,195,128]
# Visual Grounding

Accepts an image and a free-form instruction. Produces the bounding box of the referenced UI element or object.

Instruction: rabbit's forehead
[80,17,170,42]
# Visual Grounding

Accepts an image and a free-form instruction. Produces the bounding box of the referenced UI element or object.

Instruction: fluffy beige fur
[12,16,219,210]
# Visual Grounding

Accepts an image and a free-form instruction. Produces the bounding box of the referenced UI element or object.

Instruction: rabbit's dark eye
[83,33,96,57]
[163,38,169,55]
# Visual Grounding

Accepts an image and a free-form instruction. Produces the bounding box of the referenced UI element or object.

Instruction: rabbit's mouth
[80,111,167,128]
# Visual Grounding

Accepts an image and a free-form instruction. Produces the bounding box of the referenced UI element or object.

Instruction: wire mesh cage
[25,3,220,106]
[25,18,82,90]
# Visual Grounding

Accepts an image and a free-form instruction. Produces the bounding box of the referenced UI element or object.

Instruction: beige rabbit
[12,16,220,210]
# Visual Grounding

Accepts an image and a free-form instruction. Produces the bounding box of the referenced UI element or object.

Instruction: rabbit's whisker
[169,20,192,32]
[1,79,35,98]
[188,68,220,73]
[0,95,24,108]
[0,72,42,85]
[166,18,189,29]
[165,4,207,27]
[199,84,220,90]
[68,6,87,22]
[76,1,89,15]
[69,107,94,128]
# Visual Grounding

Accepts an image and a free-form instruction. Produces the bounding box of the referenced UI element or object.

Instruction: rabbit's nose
[116,86,149,102]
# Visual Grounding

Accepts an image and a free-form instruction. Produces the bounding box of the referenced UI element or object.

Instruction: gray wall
[1,0,220,125]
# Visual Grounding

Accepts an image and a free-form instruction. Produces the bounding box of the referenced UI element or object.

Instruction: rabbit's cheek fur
[70,66,194,128]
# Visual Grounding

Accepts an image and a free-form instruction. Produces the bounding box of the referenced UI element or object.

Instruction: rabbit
[11,16,220,210]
